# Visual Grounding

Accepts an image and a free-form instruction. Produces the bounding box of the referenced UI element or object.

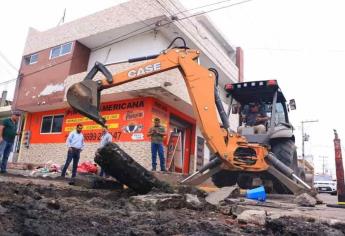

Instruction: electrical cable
[22,0,255,77]
[0,50,18,72]
[92,0,255,52]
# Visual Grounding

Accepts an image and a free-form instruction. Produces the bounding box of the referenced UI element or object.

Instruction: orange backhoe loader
[67,38,313,195]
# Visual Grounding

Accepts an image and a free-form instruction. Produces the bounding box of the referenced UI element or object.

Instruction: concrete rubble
[129,194,185,210]
[237,210,267,225]
[205,185,240,205]
[294,192,317,207]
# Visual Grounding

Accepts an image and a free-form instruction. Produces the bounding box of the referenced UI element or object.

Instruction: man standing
[61,123,84,182]
[99,126,112,177]
[0,111,21,173]
[148,117,166,171]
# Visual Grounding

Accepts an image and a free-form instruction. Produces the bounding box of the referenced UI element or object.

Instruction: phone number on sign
[83,132,122,141]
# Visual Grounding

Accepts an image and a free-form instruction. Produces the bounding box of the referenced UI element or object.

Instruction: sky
[0,0,344,176]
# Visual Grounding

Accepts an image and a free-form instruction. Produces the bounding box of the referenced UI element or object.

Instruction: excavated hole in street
[1,142,344,235]
[0,179,345,235]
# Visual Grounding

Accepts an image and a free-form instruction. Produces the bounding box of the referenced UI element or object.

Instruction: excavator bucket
[67,79,106,126]
[66,61,113,127]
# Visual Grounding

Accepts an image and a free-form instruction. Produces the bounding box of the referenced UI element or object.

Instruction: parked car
[313,175,337,195]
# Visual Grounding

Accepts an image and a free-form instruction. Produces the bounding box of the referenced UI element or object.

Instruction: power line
[0,78,17,85]
[0,50,18,72]
[91,21,163,51]
[155,0,175,16]
[92,0,255,52]
[24,0,254,76]
[176,0,255,20]
[174,0,236,16]
[0,60,17,77]
[165,0,233,74]
[21,54,83,78]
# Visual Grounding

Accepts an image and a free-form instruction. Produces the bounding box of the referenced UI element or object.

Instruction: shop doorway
[166,114,193,174]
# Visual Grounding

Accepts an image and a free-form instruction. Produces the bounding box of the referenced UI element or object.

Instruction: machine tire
[94,143,169,194]
[211,170,238,188]
[271,139,296,168]
[270,139,297,194]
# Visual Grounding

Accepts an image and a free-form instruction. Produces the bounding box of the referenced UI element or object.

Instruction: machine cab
[225,80,295,144]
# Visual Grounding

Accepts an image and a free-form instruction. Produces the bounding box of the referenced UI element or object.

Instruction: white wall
[88,32,170,69]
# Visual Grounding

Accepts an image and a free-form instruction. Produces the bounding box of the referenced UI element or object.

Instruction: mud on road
[0,176,345,236]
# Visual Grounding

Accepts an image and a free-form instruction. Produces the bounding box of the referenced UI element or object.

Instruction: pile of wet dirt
[1,177,345,235]
[0,180,261,235]
[266,216,345,236]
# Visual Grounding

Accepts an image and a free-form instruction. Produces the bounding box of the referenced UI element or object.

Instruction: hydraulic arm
[67,46,269,172]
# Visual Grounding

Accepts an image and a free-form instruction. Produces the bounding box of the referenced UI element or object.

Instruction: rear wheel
[271,139,296,168]
[270,139,297,194]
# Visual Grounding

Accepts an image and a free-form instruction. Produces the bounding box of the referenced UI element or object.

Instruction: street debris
[0,173,345,235]
[205,186,240,205]
[77,161,98,174]
[129,194,185,210]
[294,192,317,207]
[237,210,267,226]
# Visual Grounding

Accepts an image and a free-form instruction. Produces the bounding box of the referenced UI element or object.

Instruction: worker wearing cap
[148,117,166,171]
[238,103,268,134]
[0,111,21,173]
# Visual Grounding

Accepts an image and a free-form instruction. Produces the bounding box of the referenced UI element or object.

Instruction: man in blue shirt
[98,126,112,177]
[61,123,85,181]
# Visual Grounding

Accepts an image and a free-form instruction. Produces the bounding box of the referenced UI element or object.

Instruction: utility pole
[327,130,345,208]
[319,156,327,174]
[57,8,67,26]
[301,120,318,163]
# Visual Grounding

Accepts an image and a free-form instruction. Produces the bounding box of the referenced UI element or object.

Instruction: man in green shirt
[0,111,21,173]
[147,117,166,171]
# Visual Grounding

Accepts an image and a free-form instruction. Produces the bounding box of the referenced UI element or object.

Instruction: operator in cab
[238,102,269,134]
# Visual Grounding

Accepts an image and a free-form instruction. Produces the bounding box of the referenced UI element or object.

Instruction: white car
[313,175,337,195]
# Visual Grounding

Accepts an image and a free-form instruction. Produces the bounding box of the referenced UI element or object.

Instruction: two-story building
[13,0,243,174]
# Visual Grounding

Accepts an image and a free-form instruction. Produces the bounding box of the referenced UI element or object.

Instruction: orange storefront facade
[23,97,196,174]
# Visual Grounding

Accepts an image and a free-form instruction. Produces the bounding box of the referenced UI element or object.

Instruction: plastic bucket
[246,186,266,201]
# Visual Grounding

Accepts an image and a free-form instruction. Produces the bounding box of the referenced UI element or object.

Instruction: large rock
[231,204,249,216]
[294,193,317,207]
[237,210,267,226]
[205,186,240,206]
[129,193,185,210]
[185,194,203,209]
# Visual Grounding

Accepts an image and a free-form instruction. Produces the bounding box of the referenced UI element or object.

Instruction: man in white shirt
[61,123,84,181]
[99,126,113,177]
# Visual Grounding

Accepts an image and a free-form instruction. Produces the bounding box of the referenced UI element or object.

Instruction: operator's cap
[154,117,160,122]
[249,102,259,107]
[11,110,22,116]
